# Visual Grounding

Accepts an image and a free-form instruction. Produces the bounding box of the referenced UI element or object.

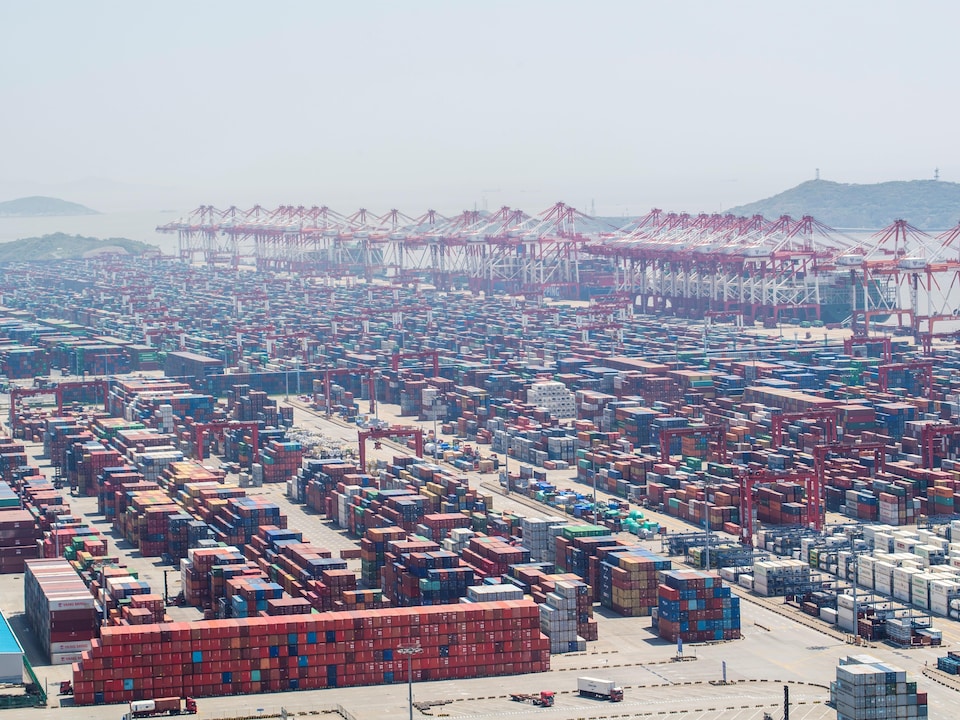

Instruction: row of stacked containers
[24,559,99,664]
[71,600,548,704]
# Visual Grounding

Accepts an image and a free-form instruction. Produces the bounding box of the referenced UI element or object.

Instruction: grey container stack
[830,654,928,719]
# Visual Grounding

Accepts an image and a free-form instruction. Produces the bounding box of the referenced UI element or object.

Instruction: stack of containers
[258,441,304,484]
[0,441,29,481]
[24,558,98,665]
[104,575,151,607]
[412,551,475,605]
[440,527,475,555]
[71,600,551,705]
[0,487,41,572]
[1,346,49,378]
[360,526,407,587]
[554,525,612,572]
[520,517,568,563]
[830,655,927,720]
[751,559,810,597]
[539,578,590,653]
[73,445,124,497]
[123,595,166,625]
[651,416,688,457]
[417,513,472,541]
[464,584,525,602]
[656,569,740,643]
[181,546,243,607]
[305,569,357,611]
[555,527,620,598]
[211,497,286,546]
[461,536,530,578]
[227,577,284,618]
[96,467,147,518]
[333,484,363,530]
[930,578,960,617]
[938,650,960,674]
[598,546,671,617]
[43,418,82,469]
[380,538,441,595]
[129,447,185,484]
[756,483,805,525]
[509,567,598,641]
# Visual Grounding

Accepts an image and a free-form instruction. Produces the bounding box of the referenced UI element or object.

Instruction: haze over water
[0,212,182,256]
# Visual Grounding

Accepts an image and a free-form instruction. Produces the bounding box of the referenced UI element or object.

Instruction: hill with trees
[725,179,960,230]
[0,196,99,217]
[0,233,158,262]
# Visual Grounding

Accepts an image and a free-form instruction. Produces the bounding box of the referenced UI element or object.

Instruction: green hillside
[0,196,99,217]
[0,233,158,262]
[725,179,960,230]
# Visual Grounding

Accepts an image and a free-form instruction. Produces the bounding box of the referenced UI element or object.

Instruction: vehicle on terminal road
[122,697,197,719]
[577,676,623,701]
[510,690,555,706]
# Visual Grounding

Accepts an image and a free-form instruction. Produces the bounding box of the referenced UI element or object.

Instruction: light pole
[397,643,422,720]
[284,363,290,401]
[592,457,598,521]
[500,430,510,494]
[433,404,438,461]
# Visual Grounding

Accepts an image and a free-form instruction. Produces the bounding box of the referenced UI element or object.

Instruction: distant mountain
[725,179,960,230]
[0,196,99,217]
[0,232,158,262]
[0,179,193,213]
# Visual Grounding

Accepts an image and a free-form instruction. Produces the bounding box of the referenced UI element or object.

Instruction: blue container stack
[656,569,740,643]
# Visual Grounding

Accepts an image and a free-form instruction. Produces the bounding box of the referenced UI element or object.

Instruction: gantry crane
[391,350,440,376]
[318,368,378,417]
[159,202,960,325]
[812,442,888,508]
[920,422,960,469]
[739,467,821,547]
[659,425,726,464]
[358,426,424,468]
[191,420,261,465]
[843,335,892,363]
[9,379,109,434]
[876,360,933,395]
[770,409,839,450]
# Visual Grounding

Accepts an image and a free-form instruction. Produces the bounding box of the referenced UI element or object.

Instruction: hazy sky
[1,1,956,216]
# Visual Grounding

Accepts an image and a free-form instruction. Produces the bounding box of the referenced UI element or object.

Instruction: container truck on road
[122,697,197,719]
[577,677,623,701]
[510,690,555,706]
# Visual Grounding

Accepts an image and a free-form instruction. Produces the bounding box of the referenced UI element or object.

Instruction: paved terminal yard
[2,395,958,719]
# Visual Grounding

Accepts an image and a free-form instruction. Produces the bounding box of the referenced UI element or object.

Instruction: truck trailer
[577,677,623,702]
[122,697,197,719]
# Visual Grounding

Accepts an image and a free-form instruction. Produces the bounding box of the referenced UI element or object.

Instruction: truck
[122,697,197,719]
[510,691,555,707]
[577,677,623,702]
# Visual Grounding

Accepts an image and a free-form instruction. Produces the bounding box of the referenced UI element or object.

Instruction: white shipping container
[50,640,92,654]
[931,597,949,617]
[46,595,96,612]
[50,651,84,666]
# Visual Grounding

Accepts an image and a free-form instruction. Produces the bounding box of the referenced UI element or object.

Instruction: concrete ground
[2,395,959,719]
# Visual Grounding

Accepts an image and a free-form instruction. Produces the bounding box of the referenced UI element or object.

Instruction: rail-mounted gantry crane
[358,426,424,469]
